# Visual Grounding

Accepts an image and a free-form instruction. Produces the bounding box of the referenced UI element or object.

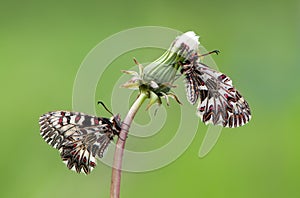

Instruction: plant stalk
[110,92,147,198]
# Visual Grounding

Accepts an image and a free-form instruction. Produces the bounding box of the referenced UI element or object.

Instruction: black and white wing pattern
[184,69,200,105]
[39,111,121,174]
[182,62,251,128]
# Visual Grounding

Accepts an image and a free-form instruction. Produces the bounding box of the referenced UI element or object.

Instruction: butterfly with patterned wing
[39,102,121,174]
[180,50,251,128]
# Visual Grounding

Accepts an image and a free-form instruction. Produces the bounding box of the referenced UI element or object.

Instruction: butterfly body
[39,111,121,174]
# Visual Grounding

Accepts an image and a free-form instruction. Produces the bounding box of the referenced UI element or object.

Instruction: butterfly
[180,50,251,128]
[39,102,121,174]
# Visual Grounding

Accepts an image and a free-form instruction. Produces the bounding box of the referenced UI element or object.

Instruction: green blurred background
[1,0,299,197]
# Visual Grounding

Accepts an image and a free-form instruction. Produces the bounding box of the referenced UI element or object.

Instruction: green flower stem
[110,91,148,198]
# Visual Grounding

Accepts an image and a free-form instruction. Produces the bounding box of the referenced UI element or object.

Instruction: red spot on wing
[218,74,226,80]
[199,106,205,112]
[90,161,96,167]
[94,118,99,125]
[75,115,81,123]
[58,117,63,125]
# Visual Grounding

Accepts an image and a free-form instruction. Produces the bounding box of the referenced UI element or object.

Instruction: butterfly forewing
[39,111,120,174]
[184,71,200,105]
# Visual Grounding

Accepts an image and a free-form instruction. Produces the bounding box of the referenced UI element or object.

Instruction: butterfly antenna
[199,50,220,57]
[97,101,114,116]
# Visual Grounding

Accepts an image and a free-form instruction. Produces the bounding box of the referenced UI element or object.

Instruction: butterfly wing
[39,111,116,174]
[184,70,200,105]
[193,63,251,128]
[59,127,112,174]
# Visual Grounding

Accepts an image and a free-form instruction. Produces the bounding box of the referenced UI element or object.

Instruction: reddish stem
[110,92,147,198]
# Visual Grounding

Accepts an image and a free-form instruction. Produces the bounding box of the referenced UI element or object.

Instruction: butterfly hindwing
[181,61,251,128]
[60,138,97,174]
[195,63,251,127]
